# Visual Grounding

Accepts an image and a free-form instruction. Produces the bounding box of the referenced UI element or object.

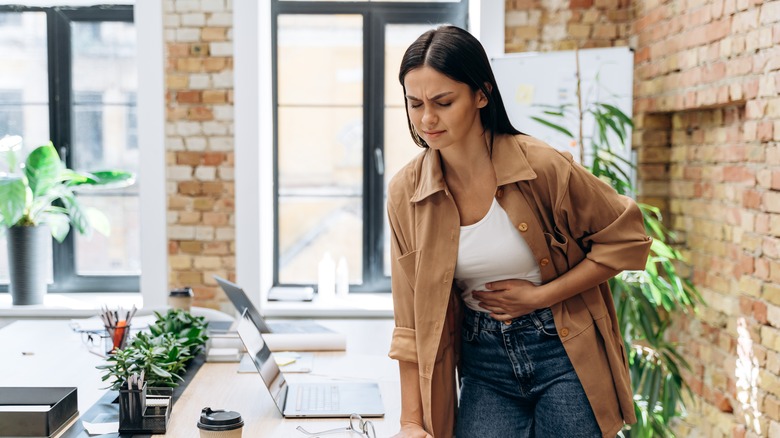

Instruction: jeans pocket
[537,313,558,338]
[462,323,477,342]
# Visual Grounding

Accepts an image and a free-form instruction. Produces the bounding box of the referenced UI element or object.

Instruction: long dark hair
[398,25,521,150]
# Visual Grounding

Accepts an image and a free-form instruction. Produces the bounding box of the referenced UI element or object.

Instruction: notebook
[236,309,385,418]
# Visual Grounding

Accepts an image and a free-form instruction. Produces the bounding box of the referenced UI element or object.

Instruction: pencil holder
[104,323,132,354]
[118,382,147,432]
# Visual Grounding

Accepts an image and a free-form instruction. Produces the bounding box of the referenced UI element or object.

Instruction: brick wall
[505,0,632,52]
[163,0,235,309]
[632,0,780,435]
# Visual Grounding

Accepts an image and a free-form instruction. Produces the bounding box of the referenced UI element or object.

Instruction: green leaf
[24,143,64,197]
[599,103,634,128]
[529,116,575,139]
[0,176,26,227]
[60,194,91,236]
[70,170,135,190]
[43,211,71,242]
[149,363,172,378]
[84,207,111,236]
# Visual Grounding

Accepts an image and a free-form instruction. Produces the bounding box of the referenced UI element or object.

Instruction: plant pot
[7,225,49,305]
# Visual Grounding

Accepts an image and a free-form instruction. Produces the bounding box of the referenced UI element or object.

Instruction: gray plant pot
[7,225,49,305]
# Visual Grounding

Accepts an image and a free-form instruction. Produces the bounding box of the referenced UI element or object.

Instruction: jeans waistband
[463,306,554,334]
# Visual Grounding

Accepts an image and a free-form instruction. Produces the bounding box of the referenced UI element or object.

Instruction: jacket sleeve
[386,194,419,364]
[557,158,652,271]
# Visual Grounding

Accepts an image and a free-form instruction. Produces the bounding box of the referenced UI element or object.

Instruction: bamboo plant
[530,53,703,438]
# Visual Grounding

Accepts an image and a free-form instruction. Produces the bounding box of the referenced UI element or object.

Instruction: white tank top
[454,198,542,313]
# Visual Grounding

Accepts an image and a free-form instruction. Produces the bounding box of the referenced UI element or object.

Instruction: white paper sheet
[81,420,119,435]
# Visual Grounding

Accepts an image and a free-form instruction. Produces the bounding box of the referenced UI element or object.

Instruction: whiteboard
[491,47,634,179]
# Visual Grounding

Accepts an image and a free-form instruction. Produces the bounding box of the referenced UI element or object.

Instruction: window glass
[277,14,363,284]
[71,20,140,276]
[0,11,52,283]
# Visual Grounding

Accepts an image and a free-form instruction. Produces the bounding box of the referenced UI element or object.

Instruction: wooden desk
[0,319,401,437]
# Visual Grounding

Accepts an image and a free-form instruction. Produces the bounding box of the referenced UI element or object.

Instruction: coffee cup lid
[197,407,244,431]
[169,287,194,297]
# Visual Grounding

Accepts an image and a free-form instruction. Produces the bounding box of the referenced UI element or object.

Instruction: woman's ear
[475,82,493,108]
[476,85,491,109]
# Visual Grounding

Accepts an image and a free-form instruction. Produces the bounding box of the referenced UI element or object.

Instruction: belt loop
[530,310,543,330]
[472,309,481,336]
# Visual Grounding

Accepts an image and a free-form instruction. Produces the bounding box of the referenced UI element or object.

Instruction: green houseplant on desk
[0,136,134,305]
[98,309,209,390]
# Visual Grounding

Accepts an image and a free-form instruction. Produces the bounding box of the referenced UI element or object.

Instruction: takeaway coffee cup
[168,287,194,311]
[197,407,244,438]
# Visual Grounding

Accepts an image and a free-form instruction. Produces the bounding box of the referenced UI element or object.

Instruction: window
[0,5,139,292]
[273,1,467,292]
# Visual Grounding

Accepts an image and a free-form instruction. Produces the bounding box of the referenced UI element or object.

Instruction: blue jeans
[455,306,602,438]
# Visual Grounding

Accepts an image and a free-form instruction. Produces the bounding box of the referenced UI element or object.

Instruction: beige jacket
[386,133,652,438]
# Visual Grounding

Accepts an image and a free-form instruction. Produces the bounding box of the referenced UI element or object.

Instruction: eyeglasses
[79,330,111,357]
[296,413,376,438]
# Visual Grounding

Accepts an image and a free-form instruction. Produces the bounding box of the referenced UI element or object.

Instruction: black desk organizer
[118,385,171,434]
[59,354,205,438]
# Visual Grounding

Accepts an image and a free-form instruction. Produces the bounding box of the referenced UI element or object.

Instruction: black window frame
[272,1,468,293]
[0,4,139,293]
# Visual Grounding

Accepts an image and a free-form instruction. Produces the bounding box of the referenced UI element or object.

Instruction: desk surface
[0,319,401,438]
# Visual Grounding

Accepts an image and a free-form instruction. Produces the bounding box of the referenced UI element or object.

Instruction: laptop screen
[215,275,272,333]
[236,309,288,412]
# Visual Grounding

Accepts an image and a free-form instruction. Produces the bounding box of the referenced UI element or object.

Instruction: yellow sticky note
[515,84,534,105]
[274,352,300,366]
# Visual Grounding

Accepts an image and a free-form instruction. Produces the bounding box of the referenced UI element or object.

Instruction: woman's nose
[421,107,437,126]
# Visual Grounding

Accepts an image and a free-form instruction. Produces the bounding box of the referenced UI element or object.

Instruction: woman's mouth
[424,130,445,139]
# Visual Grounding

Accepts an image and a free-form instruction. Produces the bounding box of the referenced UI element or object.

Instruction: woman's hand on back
[472,279,546,320]
[391,424,433,438]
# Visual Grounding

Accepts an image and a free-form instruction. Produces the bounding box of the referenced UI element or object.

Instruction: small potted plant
[98,309,210,391]
[0,135,134,305]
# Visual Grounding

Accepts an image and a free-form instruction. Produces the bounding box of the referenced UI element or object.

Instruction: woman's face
[403,66,487,151]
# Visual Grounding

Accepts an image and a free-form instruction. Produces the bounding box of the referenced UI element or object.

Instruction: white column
[469,0,505,58]
[234,0,274,310]
[136,0,167,307]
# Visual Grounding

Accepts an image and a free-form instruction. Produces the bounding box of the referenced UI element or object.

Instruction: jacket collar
[410,133,537,203]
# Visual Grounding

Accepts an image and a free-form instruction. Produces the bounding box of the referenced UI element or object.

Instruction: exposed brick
[167,43,191,58]
[569,0,593,7]
[177,181,201,195]
[204,57,228,72]
[202,152,226,166]
[176,90,201,103]
[176,152,201,166]
[166,75,189,89]
[201,27,227,42]
[188,106,214,121]
[755,300,769,324]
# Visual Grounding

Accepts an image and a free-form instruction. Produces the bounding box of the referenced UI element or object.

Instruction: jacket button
[560,328,570,337]
[518,223,528,232]
[496,187,504,198]
[540,258,549,266]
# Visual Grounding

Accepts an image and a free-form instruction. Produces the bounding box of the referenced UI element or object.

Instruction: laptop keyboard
[296,385,340,411]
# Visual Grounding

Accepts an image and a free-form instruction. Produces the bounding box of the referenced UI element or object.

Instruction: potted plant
[0,135,134,305]
[98,309,209,391]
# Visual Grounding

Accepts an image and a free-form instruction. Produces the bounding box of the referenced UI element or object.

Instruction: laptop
[215,276,332,334]
[236,309,385,418]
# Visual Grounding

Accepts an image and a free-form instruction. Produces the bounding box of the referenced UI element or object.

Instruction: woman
[387,26,652,438]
